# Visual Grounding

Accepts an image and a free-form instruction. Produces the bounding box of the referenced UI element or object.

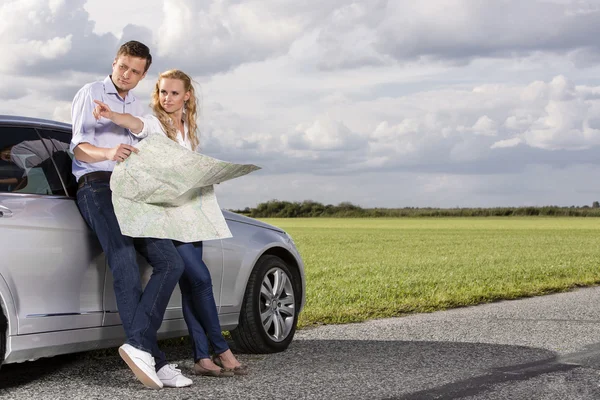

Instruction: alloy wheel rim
[259,267,295,342]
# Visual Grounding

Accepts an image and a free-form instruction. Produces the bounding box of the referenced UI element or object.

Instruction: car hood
[222,210,285,233]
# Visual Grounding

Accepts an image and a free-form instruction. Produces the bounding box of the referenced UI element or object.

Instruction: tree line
[228,200,600,218]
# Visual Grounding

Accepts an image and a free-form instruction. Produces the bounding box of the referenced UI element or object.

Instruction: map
[110,133,260,242]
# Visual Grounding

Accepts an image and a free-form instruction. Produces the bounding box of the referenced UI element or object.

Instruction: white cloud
[0,1,72,70]
[315,2,389,70]
[0,0,118,75]
[195,72,600,179]
[522,76,600,150]
[303,0,600,71]
[491,138,523,149]
[48,0,65,15]
[83,0,163,36]
[290,117,366,151]
[4,1,600,208]
[52,102,71,123]
[31,35,73,60]
[472,116,497,136]
[154,0,309,75]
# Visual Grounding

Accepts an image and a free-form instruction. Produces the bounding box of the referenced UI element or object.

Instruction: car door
[0,125,105,335]
[103,240,224,327]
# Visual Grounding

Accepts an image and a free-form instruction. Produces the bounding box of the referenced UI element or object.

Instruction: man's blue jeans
[76,180,184,370]
[175,241,230,361]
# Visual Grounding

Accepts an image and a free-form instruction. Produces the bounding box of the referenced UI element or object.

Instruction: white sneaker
[157,364,193,388]
[118,344,163,389]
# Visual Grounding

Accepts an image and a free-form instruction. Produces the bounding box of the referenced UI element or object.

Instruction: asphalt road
[3,287,600,399]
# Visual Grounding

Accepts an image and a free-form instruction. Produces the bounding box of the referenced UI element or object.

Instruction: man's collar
[103,75,118,94]
[103,75,136,104]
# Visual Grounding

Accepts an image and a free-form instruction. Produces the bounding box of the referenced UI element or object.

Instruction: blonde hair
[151,69,199,151]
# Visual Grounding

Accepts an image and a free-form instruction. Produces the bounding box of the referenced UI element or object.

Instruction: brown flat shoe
[212,356,249,376]
[193,362,234,378]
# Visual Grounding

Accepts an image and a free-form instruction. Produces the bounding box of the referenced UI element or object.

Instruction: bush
[227,201,600,218]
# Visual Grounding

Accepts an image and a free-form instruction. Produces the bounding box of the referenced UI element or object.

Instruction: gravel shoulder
[3,287,600,399]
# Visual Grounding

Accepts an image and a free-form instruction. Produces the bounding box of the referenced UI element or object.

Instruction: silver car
[0,115,305,367]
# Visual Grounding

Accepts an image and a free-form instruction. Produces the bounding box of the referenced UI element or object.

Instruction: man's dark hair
[116,40,152,73]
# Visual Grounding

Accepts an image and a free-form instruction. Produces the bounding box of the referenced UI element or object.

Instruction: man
[70,41,192,389]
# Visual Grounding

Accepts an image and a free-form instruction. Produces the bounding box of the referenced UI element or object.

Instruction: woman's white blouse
[132,114,194,151]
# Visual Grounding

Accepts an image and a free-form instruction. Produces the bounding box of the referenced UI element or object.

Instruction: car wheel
[231,254,300,353]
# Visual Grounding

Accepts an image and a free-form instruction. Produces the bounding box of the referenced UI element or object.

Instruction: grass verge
[259,217,600,328]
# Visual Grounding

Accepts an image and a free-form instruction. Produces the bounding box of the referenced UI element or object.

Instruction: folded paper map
[110,133,260,242]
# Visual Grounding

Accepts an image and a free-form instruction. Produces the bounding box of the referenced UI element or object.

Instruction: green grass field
[260,217,600,328]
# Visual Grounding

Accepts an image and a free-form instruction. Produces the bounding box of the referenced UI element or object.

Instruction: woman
[93,69,246,377]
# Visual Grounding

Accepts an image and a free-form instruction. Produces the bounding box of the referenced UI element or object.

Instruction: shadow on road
[0,353,82,389]
[1,339,599,399]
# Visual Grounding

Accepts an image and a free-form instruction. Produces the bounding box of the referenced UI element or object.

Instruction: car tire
[231,255,300,354]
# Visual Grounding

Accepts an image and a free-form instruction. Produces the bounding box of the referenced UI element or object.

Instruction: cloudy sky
[3,0,600,209]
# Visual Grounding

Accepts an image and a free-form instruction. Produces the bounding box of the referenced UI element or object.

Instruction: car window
[0,126,64,195]
[37,129,76,197]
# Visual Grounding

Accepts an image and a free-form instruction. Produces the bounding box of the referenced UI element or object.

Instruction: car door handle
[0,205,13,218]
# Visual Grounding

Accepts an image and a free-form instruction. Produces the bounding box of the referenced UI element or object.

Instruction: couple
[70,40,245,389]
